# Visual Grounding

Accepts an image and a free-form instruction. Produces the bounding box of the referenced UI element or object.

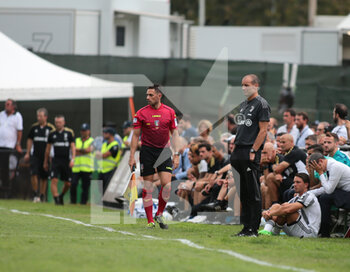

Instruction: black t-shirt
[48,128,75,160]
[282,146,307,179]
[234,96,271,146]
[207,156,225,174]
[27,122,55,158]
[267,153,284,173]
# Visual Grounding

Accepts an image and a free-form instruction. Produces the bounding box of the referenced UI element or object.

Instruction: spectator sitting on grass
[259,173,321,238]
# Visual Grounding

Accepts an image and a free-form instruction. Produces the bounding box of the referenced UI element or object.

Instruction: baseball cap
[81,123,90,131]
[122,120,132,129]
[103,127,116,135]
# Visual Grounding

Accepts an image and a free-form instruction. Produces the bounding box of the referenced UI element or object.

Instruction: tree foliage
[171,0,350,26]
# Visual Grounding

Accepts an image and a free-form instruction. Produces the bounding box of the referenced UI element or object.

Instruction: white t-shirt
[311,157,350,196]
[288,191,321,236]
[332,125,348,140]
[199,159,208,173]
[0,111,23,148]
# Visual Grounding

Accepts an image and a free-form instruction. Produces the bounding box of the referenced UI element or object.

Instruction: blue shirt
[173,148,191,180]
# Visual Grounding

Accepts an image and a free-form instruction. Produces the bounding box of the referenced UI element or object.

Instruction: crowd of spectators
[1,97,350,237]
[170,104,350,237]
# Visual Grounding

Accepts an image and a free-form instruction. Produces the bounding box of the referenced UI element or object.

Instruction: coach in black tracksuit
[231,74,271,237]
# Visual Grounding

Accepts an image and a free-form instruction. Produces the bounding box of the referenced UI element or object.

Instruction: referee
[44,115,75,205]
[129,85,180,229]
[231,74,270,237]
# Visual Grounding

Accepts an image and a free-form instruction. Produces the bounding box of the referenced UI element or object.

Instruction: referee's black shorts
[30,156,49,179]
[139,145,173,177]
[50,158,72,182]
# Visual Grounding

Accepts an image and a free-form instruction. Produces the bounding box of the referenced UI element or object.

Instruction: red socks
[156,185,171,216]
[142,188,154,223]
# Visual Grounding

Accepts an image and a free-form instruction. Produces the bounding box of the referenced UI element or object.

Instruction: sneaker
[244,229,259,237]
[154,214,168,229]
[33,196,41,203]
[258,229,272,236]
[146,222,155,229]
[234,227,249,237]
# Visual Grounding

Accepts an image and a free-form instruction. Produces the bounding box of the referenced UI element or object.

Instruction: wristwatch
[250,148,256,154]
[174,152,180,156]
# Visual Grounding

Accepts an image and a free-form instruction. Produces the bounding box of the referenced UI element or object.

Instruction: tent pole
[129,97,135,119]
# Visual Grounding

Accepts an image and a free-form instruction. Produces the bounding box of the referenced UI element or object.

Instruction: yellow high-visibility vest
[72,137,94,173]
[100,141,120,174]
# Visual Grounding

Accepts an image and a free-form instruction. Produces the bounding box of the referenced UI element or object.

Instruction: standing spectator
[0,99,23,198]
[268,117,278,136]
[295,112,314,148]
[332,104,348,142]
[121,121,133,148]
[179,114,198,142]
[230,74,270,237]
[276,109,299,144]
[96,127,120,194]
[309,153,350,237]
[316,122,329,136]
[24,108,54,202]
[197,119,214,144]
[71,123,94,205]
[44,115,75,205]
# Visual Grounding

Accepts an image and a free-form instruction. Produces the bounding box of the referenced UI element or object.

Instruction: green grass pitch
[0,200,349,272]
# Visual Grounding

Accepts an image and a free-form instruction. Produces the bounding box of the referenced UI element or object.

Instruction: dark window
[116,26,125,46]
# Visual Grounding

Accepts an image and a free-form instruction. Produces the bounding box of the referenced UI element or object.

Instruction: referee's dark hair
[334,103,348,120]
[198,142,212,151]
[147,84,162,94]
[295,173,310,189]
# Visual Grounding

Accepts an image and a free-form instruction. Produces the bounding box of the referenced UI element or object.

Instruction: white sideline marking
[4,208,314,272]
[0,234,151,241]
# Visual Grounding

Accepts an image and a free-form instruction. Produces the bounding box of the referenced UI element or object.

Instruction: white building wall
[190,26,341,66]
[0,0,172,57]
[75,11,100,55]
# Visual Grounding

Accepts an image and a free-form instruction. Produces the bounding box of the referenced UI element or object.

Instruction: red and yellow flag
[124,172,138,216]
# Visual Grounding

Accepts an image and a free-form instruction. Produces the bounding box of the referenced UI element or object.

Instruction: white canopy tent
[0,32,133,101]
[337,14,350,31]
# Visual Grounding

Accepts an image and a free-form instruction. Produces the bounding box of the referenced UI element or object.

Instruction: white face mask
[242,86,257,98]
